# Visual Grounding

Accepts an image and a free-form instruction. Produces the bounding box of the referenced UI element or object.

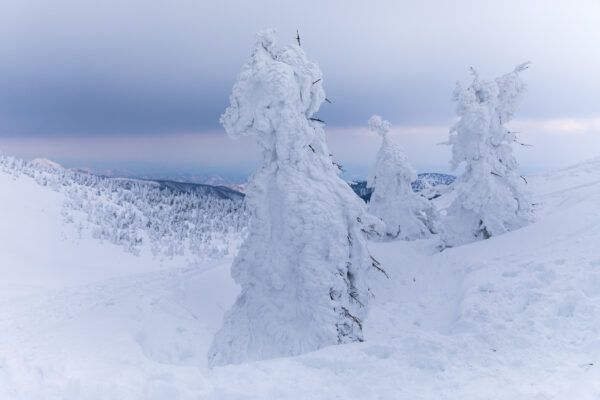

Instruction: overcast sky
[1,0,599,179]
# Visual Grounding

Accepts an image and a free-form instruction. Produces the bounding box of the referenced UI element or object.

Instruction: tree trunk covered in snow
[208,29,382,366]
[367,115,439,240]
[441,63,534,247]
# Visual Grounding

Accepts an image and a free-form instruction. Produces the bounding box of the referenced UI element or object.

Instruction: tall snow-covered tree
[208,29,384,366]
[367,115,438,240]
[441,63,534,247]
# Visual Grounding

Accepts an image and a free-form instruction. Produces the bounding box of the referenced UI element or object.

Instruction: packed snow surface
[2,157,600,398]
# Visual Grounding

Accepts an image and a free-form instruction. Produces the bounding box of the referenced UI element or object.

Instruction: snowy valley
[2,153,600,398]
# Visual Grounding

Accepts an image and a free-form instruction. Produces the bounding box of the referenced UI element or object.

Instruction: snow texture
[208,29,383,366]
[441,63,534,247]
[3,154,600,398]
[367,115,439,240]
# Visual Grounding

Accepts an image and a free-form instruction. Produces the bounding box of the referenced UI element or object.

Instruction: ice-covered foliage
[208,29,384,366]
[441,63,534,247]
[367,115,439,240]
[0,154,248,261]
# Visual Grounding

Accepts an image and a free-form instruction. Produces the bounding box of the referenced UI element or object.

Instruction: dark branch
[309,117,325,123]
[515,140,533,147]
[370,256,389,279]
[520,175,528,184]
[296,30,301,46]
[371,262,389,279]
[341,307,362,330]
[349,291,364,307]
[312,78,321,85]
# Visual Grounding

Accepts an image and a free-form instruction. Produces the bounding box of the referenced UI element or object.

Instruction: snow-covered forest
[0,155,249,262]
[2,17,600,399]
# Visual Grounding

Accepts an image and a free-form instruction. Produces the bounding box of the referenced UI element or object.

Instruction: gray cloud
[1,0,599,175]
[3,0,600,135]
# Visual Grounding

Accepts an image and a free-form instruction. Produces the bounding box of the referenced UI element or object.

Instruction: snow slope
[2,158,600,398]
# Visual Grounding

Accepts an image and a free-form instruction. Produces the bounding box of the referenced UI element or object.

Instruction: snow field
[2,157,600,398]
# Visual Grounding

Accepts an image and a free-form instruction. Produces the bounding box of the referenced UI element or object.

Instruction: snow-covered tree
[208,29,384,366]
[441,63,534,247]
[367,115,438,240]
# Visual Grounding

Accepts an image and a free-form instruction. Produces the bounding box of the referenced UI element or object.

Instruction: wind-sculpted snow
[0,154,248,262]
[366,115,439,240]
[441,63,534,247]
[209,29,384,366]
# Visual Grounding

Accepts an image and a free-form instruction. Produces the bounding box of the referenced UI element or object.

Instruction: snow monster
[208,29,383,366]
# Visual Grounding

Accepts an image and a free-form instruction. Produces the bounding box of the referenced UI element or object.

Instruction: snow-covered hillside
[2,157,600,398]
[0,156,248,264]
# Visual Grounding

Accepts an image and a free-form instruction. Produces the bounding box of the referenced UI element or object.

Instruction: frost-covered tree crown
[449,62,530,170]
[220,29,326,161]
[368,115,392,138]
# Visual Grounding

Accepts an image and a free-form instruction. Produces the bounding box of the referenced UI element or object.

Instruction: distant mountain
[31,158,63,170]
[69,166,249,194]
[348,181,373,203]
[103,176,245,201]
[410,173,456,191]
[349,173,456,202]
[65,162,246,201]
[36,158,457,203]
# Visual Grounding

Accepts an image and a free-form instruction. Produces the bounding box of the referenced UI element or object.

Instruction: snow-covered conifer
[441,63,534,247]
[208,29,383,366]
[367,115,438,240]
